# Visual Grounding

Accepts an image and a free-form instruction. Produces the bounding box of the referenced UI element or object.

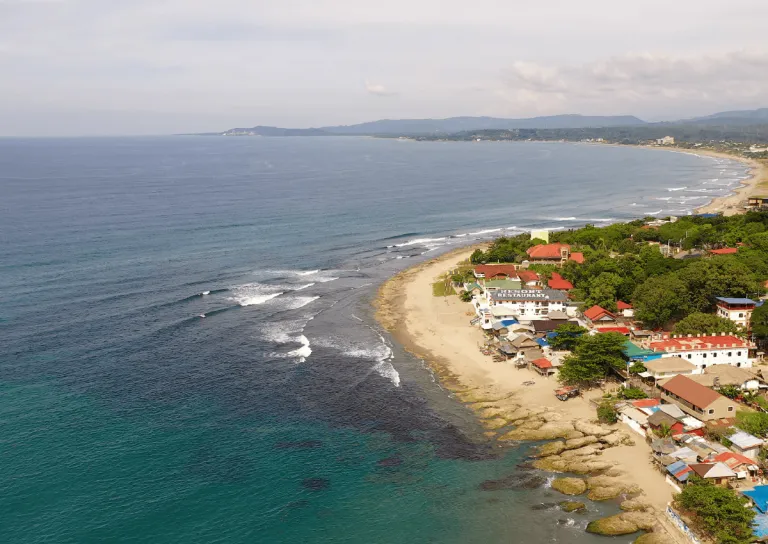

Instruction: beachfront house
[747,196,768,210]
[648,334,755,372]
[715,297,757,329]
[643,357,697,381]
[473,264,520,280]
[688,462,737,486]
[487,289,568,319]
[658,375,737,422]
[516,270,541,288]
[656,136,675,145]
[547,272,573,292]
[674,365,762,391]
[530,357,556,377]
[712,452,760,479]
[525,243,584,266]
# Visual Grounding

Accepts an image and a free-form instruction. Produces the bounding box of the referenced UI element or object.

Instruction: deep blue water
[0,137,748,543]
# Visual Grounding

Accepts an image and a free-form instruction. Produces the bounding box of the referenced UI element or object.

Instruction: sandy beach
[375,248,679,523]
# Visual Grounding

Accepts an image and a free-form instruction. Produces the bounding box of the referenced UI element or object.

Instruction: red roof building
[631,398,660,409]
[516,270,540,285]
[650,334,750,352]
[583,305,616,323]
[709,247,739,255]
[526,243,584,265]
[548,272,573,291]
[617,301,633,310]
[473,264,520,279]
[531,357,556,376]
[595,326,630,335]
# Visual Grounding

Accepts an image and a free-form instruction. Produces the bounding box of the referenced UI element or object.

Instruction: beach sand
[375,248,677,514]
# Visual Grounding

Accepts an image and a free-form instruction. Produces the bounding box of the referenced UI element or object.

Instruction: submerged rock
[376,456,403,467]
[551,477,587,496]
[559,501,586,513]
[275,440,323,449]
[530,502,559,511]
[302,478,330,491]
[479,472,547,491]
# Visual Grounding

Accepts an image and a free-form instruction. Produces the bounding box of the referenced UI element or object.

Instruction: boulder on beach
[586,476,641,501]
[499,421,575,441]
[565,435,598,449]
[559,444,604,459]
[600,431,634,447]
[573,419,614,437]
[537,440,567,457]
[551,477,587,496]
[534,455,614,474]
[559,501,586,513]
[634,532,668,544]
[620,498,653,512]
[586,511,655,536]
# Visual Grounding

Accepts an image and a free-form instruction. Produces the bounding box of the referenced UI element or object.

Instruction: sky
[1,0,768,136]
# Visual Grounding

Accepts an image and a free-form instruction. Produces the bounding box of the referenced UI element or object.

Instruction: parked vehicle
[554,386,580,401]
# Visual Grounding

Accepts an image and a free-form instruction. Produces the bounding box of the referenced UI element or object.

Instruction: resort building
[643,357,697,381]
[648,333,755,371]
[525,243,584,266]
[473,264,519,280]
[547,272,573,291]
[486,289,568,319]
[656,136,675,145]
[616,301,634,318]
[715,297,757,329]
[483,278,523,291]
[516,270,541,288]
[658,375,737,421]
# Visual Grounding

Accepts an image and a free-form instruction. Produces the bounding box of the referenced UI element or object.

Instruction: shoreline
[374,245,685,540]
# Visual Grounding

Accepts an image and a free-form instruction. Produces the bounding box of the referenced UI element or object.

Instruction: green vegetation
[596,402,618,424]
[735,411,768,437]
[673,312,743,337]
[655,423,673,438]
[674,476,755,544]
[548,323,588,351]
[476,212,768,329]
[432,279,452,297]
[753,303,768,349]
[558,333,627,386]
[459,290,473,302]
[617,387,648,400]
[629,361,647,374]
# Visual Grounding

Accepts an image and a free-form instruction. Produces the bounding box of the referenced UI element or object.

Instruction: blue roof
[744,486,768,513]
[716,297,756,305]
[753,510,768,537]
[696,213,719,218]
[666,461,691,482]
[535,337,550,347]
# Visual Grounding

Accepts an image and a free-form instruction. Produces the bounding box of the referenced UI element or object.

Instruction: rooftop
[659,374,725,409]
[650,334,750,352]
[548,272,574,290]
[617,301,633,310]
[583,305,615,321]
[715,297,757,306]
[526,243,571,259]
[474,264,519,278]
[689,462,737,479]
[709,247,739,255]
[644,357,697,374]
[729,431,764,450]
[531,357,553,369]
[517,270,540,283]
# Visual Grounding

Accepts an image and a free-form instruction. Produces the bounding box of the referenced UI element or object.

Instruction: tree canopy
[558,332,627,386]
[548,323,588,351]
[632,275,689,329]
[735,411,768,437]
[752,303,768,348]
[673,312,743,337]
[675,476,755,544]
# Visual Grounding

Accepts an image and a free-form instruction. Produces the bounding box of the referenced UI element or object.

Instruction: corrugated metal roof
[730,431,764,450]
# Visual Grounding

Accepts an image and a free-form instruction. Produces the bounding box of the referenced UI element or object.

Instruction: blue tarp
[666,460,691,482]
[535,337,549,348]
[744,486,768,513]
[753,510,768,538]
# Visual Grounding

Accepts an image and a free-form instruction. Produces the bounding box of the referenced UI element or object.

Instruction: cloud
[365,79,395,96]
[494,50,768,118]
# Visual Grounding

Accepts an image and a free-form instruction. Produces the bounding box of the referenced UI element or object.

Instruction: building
[656,136,675,145]
[676,365,762,391]
[616,301,634,318]
[728,431,765,461]
[715,297,757,329]
[531,357,556,377]
[487,289,568,319]
[516,270,541,288]
[473,264,519,280]
[659,375,737,421]
[709,247,739,256]
[547,272,573,291]
[583,305,616,325]
[525,243,584,266]
[712,451,760,479]
[688,462,737,486]
[649,333,755,371]
[747,196,768,210]
[484,279,523,291]
[643,357,697,381]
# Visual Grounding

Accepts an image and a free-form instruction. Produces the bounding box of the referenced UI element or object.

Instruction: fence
[665,505,702,544]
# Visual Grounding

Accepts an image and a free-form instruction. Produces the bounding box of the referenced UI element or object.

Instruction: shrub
[597,402,618,424]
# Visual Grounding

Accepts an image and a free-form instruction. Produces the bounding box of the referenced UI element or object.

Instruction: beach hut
[530,357,556,378]
[666,460,693,483]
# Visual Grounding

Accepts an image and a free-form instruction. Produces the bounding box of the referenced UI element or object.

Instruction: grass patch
[432,279,452,297]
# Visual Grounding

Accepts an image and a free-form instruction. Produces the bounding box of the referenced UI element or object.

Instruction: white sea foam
[230,284,285,306]
[549,217,577,221]
[296,270,319,276]
[656,197,672,201]
[468,228,502,235]
[293,283,315,291]
[315,333,401,387]
[279,296,320,310]
[647,209,663,215]
[286,335,312,362]
[373,360,401,387]
[394,237,447,247]
[667,187,688,191]
[201,291,210,295]
[584,217,615,222]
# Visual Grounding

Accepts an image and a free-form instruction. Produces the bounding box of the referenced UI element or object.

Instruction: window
[739,313,744,318]
[708,409,715,414]
[687,354,692,359]
[702,364,707,369]
[729,352,732,357]
[728,406,734,412]
[702,353,707,358]
[738,351,742,356]
[713,353,717,357]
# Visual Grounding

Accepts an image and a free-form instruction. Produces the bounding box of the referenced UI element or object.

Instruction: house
[473,264,520,280]
[464,282,484,296]
[643,357,697,380]
[747,196,768,210]
[617,301,634,318]
[526,243,584,266]
[712,451,760,479]
[648,410,684,435]
[715,297,757,329]
[583,305,616,325]
[530,318,572,335]
[688,462,737,486]
[665,460,693,483]
[728,431,764,461]
[656,136,675,145]
[659,375,737,421]
[649,333,755,371]
[618,405,650,436]
[487,289,568,319]
[709,247,739,256]
[679,365,762,391]
[646,405,705,437]
[547,272,573,291]
[508,334,544,360]
[595,326,630,336]
[516,270,541,288]
[531,357,556,377]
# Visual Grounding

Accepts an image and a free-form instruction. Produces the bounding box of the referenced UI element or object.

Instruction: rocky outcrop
[600,430,634,447]
[559,501,586,513]
[586,511,655,536]
[533,455,614,474]
[573,419,614,437]
[551,477,587,496]
[620,498,653,512]
[634,532,668,544]
[499,420,576,441]
[586,475,641,501]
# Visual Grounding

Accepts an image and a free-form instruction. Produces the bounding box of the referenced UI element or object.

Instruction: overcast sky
[2,0,767,136]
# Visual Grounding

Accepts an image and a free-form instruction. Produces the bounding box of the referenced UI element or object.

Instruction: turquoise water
[0,137,747,543]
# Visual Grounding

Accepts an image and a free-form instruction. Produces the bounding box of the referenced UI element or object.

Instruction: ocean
[0,136,749,543]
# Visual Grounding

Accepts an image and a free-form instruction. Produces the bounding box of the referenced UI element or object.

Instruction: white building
[648,333,755,372]
[715,297,757,329]
[656,136,675,145]
[487,289,568,320]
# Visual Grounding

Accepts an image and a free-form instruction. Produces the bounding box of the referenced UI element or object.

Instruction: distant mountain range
[210,108,768,137]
